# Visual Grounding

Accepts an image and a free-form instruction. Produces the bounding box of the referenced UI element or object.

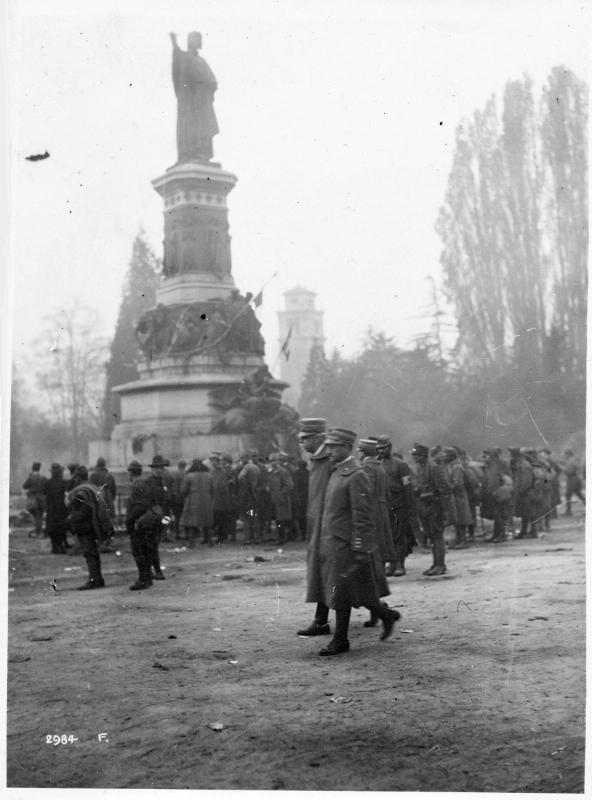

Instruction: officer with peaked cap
[296,419,334,637]
[301,427,399,656]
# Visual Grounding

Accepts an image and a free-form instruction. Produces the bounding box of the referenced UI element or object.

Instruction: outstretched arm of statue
[169,32,180,50]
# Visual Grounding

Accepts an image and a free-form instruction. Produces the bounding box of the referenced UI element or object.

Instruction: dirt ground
[6,512,586,792]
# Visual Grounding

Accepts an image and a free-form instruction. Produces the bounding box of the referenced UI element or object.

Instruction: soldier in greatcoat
[308,427,400,656]
[411,442,453,576]
[357,438,396,628]
[375,435,420,576]
[296,418,334,638]
[180,458,214,546]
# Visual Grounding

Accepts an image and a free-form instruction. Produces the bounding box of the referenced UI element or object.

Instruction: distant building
[277,286,325,407]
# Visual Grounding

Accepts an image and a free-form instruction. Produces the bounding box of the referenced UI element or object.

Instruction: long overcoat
[362,457,396,562]
[268,466,294,521]
[446,459,473,526]
[180,471,214,528]
[305,447,333,604]
[316,457,389,610]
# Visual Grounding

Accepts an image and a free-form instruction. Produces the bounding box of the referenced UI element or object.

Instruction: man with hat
[143,455,171,579]
[302,426,400,655]
[411,442,452,576]
[296,418,334,637]
[375,435,420,577]
[125,461,155,590]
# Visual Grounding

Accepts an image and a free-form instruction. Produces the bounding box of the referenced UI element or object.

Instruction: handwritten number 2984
[46,734,78,745]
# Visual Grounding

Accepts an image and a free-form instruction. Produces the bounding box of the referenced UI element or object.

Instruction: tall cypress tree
[102,231,160,436]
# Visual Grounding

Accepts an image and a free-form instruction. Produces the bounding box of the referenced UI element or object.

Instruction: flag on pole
[253,290,263,308]
[280,325,293,361]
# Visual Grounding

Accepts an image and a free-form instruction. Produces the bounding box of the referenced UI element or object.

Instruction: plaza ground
[6,512,586,791]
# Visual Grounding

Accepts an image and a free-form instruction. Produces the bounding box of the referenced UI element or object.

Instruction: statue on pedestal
[170,32,219,163]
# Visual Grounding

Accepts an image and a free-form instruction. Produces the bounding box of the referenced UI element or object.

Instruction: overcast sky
[6,0,590,377]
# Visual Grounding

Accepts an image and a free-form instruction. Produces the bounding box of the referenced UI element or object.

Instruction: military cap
[221,454,233,464]
[31,462,41,471]
[374,435,391,449]
[95,457,106,468]
[443,446,458,459]
[210,451,222,459]
[149,455,168,468]
[127,460,143,475]
[299,418,327,435]
[410,442,429,458]
[358,438,378,456]
[324,427,357,447]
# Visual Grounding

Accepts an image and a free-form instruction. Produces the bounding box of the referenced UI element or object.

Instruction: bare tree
[34,304,109,462]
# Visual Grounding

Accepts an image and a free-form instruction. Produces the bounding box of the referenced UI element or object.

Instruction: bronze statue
[170,32,219,163]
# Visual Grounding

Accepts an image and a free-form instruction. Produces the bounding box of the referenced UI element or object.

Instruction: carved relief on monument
[135,291,266,361]
[163,205,230,277]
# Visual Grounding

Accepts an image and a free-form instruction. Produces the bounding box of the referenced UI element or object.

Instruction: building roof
[283,285,316,297]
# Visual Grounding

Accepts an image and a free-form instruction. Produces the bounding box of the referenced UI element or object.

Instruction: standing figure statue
[170,31,219,163]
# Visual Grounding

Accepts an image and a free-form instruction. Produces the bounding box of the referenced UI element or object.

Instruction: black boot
[130,558,152,590]
[372,603,401,640]
[320,608,350,655]
[298,603,330,636]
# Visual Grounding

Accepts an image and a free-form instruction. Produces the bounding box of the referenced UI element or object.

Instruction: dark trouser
[293,516,307,541]
[492,517,505,540]
[390,510,414,568]
[172,504,184,537]
[420,513,445,567]
[47,520,68,553]
[275,520,292,544]
[213,510,235,542]
[314,602,329,625]
[130,528,155,584]
[77,532,103,583]
[148,525,164,574]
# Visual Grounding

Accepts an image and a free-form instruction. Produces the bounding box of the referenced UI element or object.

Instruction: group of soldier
[293,419,585,656]
[20,428,584,619]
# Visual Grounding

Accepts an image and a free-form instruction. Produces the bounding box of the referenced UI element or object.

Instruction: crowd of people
[19,430,584,608]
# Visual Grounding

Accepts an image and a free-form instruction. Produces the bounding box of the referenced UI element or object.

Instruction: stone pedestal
[108,159,286,467]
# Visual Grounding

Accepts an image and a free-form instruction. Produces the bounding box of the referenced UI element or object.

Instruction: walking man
[296,418,334,638]
[303,426,399,656]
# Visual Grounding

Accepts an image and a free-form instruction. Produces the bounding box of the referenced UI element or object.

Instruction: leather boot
[320,608,350,655]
